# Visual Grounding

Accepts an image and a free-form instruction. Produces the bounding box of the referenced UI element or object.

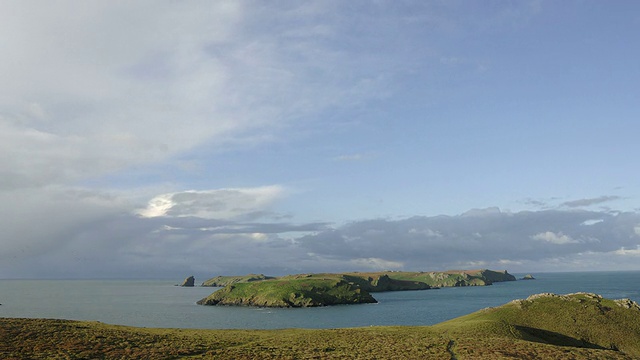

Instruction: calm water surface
[1,272,638,329]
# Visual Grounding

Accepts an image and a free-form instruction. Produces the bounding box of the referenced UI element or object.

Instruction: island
[178,275,195,287]
[4,292,640,359]
[197,269,516,307]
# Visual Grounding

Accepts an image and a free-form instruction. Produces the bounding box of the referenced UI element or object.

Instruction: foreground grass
[2,293,639,359]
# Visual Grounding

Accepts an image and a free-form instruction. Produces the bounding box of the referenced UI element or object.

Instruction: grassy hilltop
[197,276,377,307]
[197,269,515,307]
[201,274,274,287]
[2,292,639,359]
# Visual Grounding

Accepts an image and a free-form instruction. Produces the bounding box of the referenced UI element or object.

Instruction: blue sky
[1,1,640,279]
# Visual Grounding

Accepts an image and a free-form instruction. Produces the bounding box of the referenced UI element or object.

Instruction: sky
[2,1,640,279]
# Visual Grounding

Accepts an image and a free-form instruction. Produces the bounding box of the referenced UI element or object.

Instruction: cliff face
[345,269,516,288]
[344,274,431,292]
[179,276,195,287]
[473,269,517,284]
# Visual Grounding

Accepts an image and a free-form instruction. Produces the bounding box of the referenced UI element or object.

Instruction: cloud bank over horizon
[2,1,640,279]
[1,189,639,279]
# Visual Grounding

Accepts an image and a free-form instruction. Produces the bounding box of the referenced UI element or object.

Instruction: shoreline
[2,293,639,359]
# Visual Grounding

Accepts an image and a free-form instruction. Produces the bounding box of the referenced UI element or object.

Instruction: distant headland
[196,269,516,307]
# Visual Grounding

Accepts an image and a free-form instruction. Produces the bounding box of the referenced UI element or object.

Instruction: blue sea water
[1,271,639,330]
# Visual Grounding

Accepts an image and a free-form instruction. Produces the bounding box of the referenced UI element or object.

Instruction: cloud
[334,154,365,161]
[531,231,579,245]
[581,219,604,226]
[293,209,640,273]
[614,246,640,256]
[2,3,640,279]
[0,2,398,192]
[350,257,404,270]
[138,185,284,220]
[461,207,502,217]
[561,196,621,208]
[3,204,640,278]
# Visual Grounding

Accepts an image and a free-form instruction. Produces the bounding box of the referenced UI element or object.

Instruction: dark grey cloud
[561,196,621,208]
[295,209,640,272]
[3,200,640,279]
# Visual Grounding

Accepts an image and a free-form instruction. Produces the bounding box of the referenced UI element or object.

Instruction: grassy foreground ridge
[2,292,639,359]
[197,269,516,307]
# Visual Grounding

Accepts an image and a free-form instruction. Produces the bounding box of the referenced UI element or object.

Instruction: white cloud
[531,231,579,245]
[408,228,442,237]
[0,2,394,192]
[498,259,523,265]
[614,246,640,256]
[139,194,175,218]
[138,185,284,220]
[581,219,604,226]
[350,257,404,270]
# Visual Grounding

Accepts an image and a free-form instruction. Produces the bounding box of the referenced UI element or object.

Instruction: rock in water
[180,276,195,287]
[521,274,535,280]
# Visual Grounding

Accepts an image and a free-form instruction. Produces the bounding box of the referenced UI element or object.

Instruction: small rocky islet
[195,269,516,308]
[177,275,195,287]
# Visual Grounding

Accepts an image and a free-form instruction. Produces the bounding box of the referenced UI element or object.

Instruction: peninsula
[197,269,516,307]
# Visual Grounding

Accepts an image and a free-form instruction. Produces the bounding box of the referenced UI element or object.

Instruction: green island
[197,269,516,307]
[3,292,639,359]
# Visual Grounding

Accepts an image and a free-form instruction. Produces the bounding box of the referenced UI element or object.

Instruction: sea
[1,271,639,330]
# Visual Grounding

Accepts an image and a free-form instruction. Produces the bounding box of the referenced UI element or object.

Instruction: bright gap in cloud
[137,185,284,219]
[530,231,579,245]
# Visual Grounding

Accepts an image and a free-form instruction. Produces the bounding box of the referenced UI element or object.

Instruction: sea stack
[522,274,535,280]
[180,276,195,287]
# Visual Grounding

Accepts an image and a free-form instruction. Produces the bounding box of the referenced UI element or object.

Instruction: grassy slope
[433,292,640,359]
[2,293,639,359]
[197,277,377,307]
[201,274,274,287]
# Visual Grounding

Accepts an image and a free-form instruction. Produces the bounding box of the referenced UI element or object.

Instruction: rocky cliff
[179,276,195,287]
